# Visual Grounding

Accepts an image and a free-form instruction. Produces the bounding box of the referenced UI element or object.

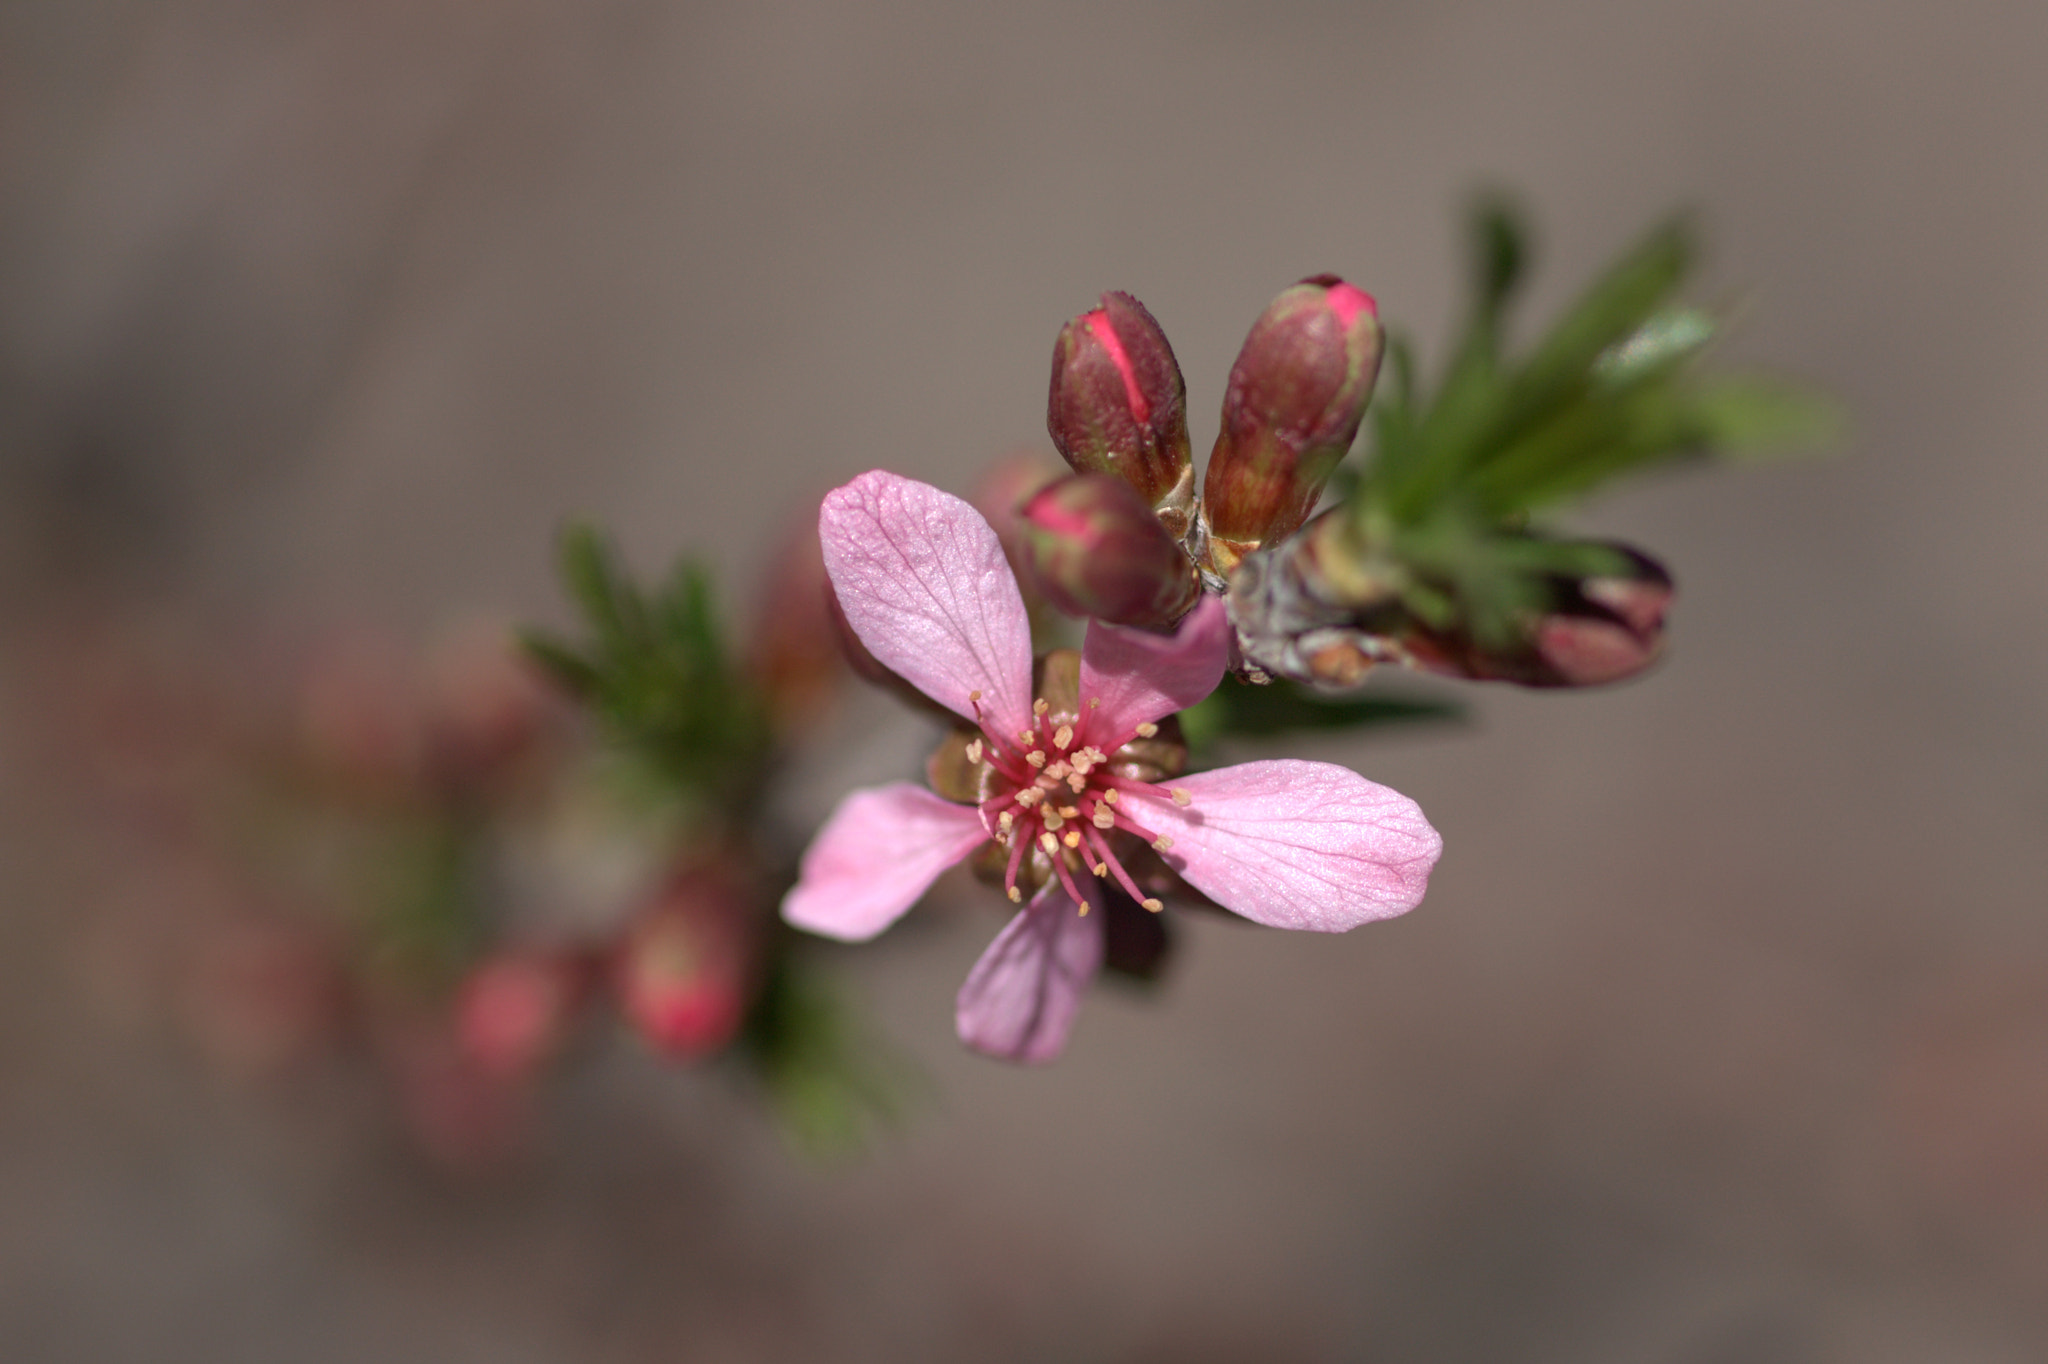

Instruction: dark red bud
[1203,276,1383,571]
[1017,473,1200,629]
[1047,292,1195,535]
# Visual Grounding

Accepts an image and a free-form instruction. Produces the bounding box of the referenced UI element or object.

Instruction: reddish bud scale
[1047,292,1195,534]
[1203,276,1384,571]
[1017,474,1200,630]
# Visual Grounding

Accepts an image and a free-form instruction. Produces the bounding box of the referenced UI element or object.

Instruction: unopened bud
[1203,276,1383,572]
[1047,292,1195,535]
[1018,473,1200,629]
[616,871,755,1060]
[455,948,594,1079]
[1409,542,1674,688]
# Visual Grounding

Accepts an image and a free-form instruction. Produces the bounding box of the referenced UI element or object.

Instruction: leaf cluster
[1345,197,1838,647]
[522,523,773,809]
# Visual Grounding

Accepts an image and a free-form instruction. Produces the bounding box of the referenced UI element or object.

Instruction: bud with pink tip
[1046,292,1195,535]
[1202,276,1384,572]
[1017,473,1201,629]
[1407,542,1674,688]
[615,868,756,1060]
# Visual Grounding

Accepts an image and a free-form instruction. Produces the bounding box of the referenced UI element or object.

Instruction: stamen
[1067,773,1087,794]
[1043,810,1065,832]
[1141,898,1163,912]
[1053,853,1087,913]
[1083,824,1152,907]
[1151,836,1174,852]
[1039,831,1059,856]
[1102,789,1120,805]
[1026,750,1047,769]
[1170,787,1192,807]
[1062,830,1081,849]
[1053,724,1073,750]
[1058,805,1079,819]
[964,738,983,764]
[1019,730,1036,746]
[1044,759,1070,781]
[1091,863,1107,877]
[1134,722,1158,738]
[1015,788,1043,808]
[969,689,982,702]
[1007,887,1022,902]
[1091,807,1116,830]
[1033,698,1049,717]
[998,810,1015,833]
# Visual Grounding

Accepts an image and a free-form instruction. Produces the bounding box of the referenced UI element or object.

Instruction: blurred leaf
[741,948,919,1160]
[1689,374,1846,455]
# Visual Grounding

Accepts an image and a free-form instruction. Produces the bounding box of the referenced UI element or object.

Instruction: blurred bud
[1203,276,1383,572]
[425,623,567,792]
[178,912,346,1081]
[747,519,845,737]
[455,948,596,1079]
[1047,292,1195,535]
[1017,474,1200,629]
[1409,543,1674,688]
[616,869,756,1060]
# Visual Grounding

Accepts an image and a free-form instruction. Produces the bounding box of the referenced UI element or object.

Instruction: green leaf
[1689,374,1845,455]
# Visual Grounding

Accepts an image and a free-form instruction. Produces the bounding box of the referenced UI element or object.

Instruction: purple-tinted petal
[782,783,987,941]
[1078,593,1230,742]
[1138,760,1441,932]
[820,471,1034,735]
[955,881,1105,1064]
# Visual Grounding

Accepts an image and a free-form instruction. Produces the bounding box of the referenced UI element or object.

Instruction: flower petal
[782,783,987,941]
[955,881,1105,1064]
[820,470,1035,735]
[1078,593,1230,741]
[1138,760,1441,932]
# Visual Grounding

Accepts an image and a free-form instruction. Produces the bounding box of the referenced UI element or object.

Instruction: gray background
[4,1,2046,1359]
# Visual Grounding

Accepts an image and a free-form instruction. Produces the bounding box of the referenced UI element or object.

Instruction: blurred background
[4,1,2046,1360]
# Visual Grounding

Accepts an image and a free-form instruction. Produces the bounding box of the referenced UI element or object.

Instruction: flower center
[966,689,1193,913]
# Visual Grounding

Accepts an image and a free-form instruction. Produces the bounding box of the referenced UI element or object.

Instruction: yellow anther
[1151,836,1173,852]
[1033,698,1050,717]
[1039,831,1059,856]
[1103,789,1120,805]
[970,689,983,701]
[1019,730,1036,746]
[1076,900,1090,917]
[1016,788,1043,807]
[1045,760,1071,781]
[1007,886,1022,903]
[1067,774,1087,794]
[964,739,983,764]
[1062,830,1081,849]
[1134,722,1159,738]
[1141,898,1163,913]
[1043,810,1065,832]
[1053,724,1073,750]
[998,810,1015,832]
[1058,805,1079,819]
[1026,750,1047,769]
[1170,787,1192,806]
[1091,863,1107,877]
[1093,809,1116,830]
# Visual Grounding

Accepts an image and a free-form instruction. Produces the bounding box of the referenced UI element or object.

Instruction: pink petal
[955,882,1105,1064]
[820,471,1035,735]
[1078,593,1231,741]
[782,783,988,941]
[1138,760,1441,932]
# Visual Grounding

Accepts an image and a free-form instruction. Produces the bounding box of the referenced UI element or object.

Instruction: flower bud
[1202,276,1383,573]
[1017,473,1200,629]
[616,869,756,1060]
[455,948,596,1079]
[1407,543,1674,688]
[1046,292,1195,535]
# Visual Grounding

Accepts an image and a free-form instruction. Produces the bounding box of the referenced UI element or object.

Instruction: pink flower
[783,471,1442,1063]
